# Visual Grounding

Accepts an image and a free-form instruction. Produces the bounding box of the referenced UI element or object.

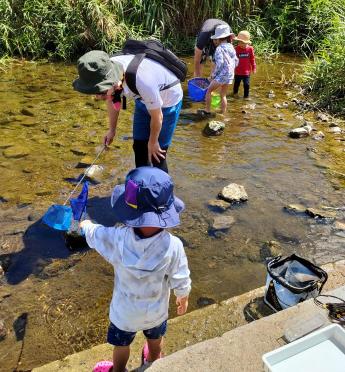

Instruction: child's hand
[176,296,189,315]
[79,220,90,229]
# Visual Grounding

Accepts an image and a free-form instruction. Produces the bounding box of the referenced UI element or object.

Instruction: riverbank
[33,259,345,371]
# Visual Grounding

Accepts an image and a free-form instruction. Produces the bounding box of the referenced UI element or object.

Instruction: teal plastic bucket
[188,78,210,101]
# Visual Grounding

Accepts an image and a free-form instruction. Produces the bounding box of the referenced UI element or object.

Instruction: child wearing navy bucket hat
[80,166,191,372]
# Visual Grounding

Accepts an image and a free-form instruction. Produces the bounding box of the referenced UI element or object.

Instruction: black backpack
[116,39,187,96]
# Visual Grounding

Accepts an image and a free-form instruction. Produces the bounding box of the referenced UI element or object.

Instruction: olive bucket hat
[73,50,123,94]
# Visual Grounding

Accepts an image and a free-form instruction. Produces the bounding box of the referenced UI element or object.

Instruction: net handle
[63,146,106,205]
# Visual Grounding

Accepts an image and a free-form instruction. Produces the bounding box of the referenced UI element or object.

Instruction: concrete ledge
[33,260,345,372]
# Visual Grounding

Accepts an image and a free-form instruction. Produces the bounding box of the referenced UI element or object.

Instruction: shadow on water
[3,196,117,285]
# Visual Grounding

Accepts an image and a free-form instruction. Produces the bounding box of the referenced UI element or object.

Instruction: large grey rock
[203,121,225,136]
[219,183,248,203]
[212,215,235,230]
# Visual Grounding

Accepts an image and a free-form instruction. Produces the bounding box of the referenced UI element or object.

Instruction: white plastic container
[262,324,345,372]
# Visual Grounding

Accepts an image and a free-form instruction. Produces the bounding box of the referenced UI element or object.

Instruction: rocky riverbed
[0,55,344,371]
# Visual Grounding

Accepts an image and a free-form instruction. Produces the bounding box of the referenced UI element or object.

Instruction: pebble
[312,131,325,140]
[316,112,329,122]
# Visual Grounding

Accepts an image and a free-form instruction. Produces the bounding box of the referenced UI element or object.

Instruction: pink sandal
[93,360,113,372]
[141,342,162,365]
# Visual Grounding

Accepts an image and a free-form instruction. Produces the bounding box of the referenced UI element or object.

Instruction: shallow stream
[0,56,344,371]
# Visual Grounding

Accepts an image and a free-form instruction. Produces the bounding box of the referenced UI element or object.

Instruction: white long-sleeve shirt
[82,221,191,332]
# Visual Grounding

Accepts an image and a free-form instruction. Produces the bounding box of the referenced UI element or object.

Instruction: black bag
[117,39,187,96]
[264,254,328,312]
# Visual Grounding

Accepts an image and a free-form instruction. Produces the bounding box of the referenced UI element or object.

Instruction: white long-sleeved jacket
[82,221,191,332]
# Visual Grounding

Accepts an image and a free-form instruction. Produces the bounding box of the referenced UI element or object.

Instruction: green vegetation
[0,0,344,114]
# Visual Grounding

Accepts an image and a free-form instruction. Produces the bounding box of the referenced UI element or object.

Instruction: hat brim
[211,32,233,40]
[234,37,251,44]
[111,184,185,228]
[72,61,121,95]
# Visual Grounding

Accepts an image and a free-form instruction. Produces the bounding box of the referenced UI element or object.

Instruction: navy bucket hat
[111,167,185,228]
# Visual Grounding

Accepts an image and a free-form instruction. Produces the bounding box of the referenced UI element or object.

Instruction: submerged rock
[203,121,225,136]
[333,221,345,231]
[284,204,306,214]
[197,297,216,308]
[267,90,275,99]
[260,240,282,261]
[207,199,230,212]
[306,208,336,220]
[20,108,35,117]
[218,183,248,203]
[3,146,30,158]
[211,215,235,230]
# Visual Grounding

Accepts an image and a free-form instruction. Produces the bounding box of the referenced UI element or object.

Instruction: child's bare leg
[220,84,230,114]
[205,80,221,112]
[113,346,130,372]
[147,337,163,362]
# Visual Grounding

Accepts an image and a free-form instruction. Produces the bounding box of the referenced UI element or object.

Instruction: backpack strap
[125,54,180,97]
[125,53,145,96]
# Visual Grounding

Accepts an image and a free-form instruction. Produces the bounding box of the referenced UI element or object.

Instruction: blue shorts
[133,100,182,148]
[107,320,167,347]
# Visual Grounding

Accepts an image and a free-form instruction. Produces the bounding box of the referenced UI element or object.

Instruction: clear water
[0,56,344,371]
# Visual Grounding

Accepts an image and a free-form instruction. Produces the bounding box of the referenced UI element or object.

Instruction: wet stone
[207,199,230,212]
[71,148,88,156]
[0,320,6,341]
[3,146,30,158]
[219,183,248,203]
[211,215,235,230]
[203,121,225,136]
[20,108,35,117]
[306,208,337,221]
[289,127,311,138]
[329,127,342,134]
[333,221,345,231]
[312,131,325,141]
[273,103,282,109]
[316,112,329,122]
[260,240,282,261]
[85,165,104,179]
[268,114,283,121]
[197,297,216,308]
[76,156,94,168]
[284,204,306,214]
[267,90,275,99]
[20,117,37,127]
